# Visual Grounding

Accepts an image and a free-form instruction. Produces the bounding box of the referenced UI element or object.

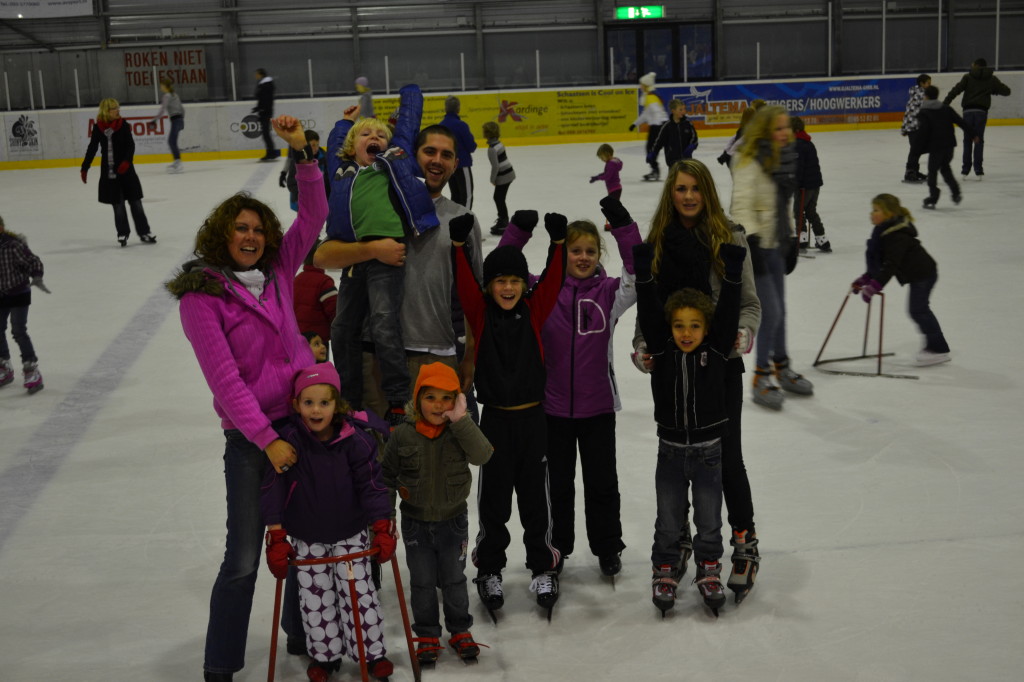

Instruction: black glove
[746,235,766,275]
[449,213,475,243]
[599,195,633,229]
[544,213,568,242]
[719,243,747,281]
[628,124,637,132]
[784,236,799,275]
[716,151,730,166]
[632,243,655,282]
[278,170,287,188]
[510,210,539,233]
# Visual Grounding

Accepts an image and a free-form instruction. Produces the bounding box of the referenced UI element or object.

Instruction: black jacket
[637,271,740,444]
[913,100,971,156]
[943,65,1012,111]
[254,76,275,117]
[865,217,936,287]
[794,131,823,189]
[650,116,698,167]
[80,119,143,205]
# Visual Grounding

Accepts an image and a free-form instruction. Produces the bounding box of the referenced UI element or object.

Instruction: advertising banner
[4,113,42,160]
[0,0,91,18]
[123,48,209,102]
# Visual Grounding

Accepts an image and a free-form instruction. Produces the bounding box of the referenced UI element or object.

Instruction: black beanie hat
[483,245,529,286]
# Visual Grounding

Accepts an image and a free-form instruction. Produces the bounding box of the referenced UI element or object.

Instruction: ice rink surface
[1,125,1023,681]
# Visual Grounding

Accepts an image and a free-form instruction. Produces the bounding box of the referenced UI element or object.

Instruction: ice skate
[751,366,783,410]
[22,361,43,394]
[0,358,14,388]
[814,235,832,253]
[728,530,760,604]
[530,570,559,620]
[902,170,926,184]
[642,170,660,182]
[474,573,504,623]
[414,637,443,664]
[651,562,682,616]
[915,349,951,366]
[694,559,726,616]
[140,233,157,244]
[773,358,813,395]
[923,194,938,209]
[449,631,487,662]
[166,159,184,174]
[117,235,128,247]
[306,659,340,682]
[599,552,622,578]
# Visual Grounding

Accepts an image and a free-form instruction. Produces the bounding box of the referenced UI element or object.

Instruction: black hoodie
[943,65,1011,111]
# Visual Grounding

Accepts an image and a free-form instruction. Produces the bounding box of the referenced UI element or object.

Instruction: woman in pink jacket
[166,116,328,682]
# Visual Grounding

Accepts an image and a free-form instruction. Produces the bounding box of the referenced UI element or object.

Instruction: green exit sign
[615,6,665,20]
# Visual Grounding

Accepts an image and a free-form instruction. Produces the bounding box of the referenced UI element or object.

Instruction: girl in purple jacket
[498,195,640,578]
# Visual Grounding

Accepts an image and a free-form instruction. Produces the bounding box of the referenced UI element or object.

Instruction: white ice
[1,127,1023,681]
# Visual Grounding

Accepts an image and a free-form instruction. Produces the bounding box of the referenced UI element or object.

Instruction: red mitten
[80,170,88,184]
[264,529,294,579]
[117,161,130,174]
[370,519,398,563]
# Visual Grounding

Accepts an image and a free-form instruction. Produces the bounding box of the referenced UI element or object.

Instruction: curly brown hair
[192,193,283,270]
[664,287,715,328]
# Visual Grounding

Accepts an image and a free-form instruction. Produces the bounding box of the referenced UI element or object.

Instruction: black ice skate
[642,170,661,182]
[474,573,504,624]
[599,552,622,579]
[694,559,727,616]
[728,530,760,604]
[530,570,559,621]
[651,562,683,616]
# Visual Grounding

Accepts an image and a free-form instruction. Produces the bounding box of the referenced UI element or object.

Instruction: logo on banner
[9,114,40,150]
[673,86,746,126]
[232,116,317,139]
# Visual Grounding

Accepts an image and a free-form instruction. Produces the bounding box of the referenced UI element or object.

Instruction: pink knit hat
[292,363,341,398]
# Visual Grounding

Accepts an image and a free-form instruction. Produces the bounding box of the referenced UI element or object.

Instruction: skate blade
[26,384,44,394]
[484,607,499,625]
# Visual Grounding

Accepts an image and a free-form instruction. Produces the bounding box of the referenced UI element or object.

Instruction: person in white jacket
[630,72,668,182]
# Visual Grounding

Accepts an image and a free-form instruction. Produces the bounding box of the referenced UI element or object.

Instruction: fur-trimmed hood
[165,259,231,299]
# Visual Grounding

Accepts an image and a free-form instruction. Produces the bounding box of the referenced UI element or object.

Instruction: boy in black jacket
[633,241,746,616]
[648,99,698,169]
[913,85,976,209]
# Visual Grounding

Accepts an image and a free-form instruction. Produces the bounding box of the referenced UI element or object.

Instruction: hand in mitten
[600,195,633,229]
[449,213,475,243]
[628,124,637,132]
[631,243,655,283]
[31,277,51,294]
[716,151,730,166]
[684,142,698,156]
[264,529,295,580]
[589,176,599,184]
[116,161,130,175]
[860,279,883,303]
[645,152,656,164]
[719,243,747,281]
[442,392,468,423]
[510,210,539,233]
[371,519,398,563]
[278,170,287,188]
[851,274,870,292]
[544,213,568,242]
[735,328,753,354]
[631,341,654,374]
[80,170,88,184]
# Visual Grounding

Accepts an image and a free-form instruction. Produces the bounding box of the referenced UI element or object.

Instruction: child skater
[0,214,49,393]
[791,116,831,252]
[854,194,950,366]
[380,362,493,663]
[261,363,398,682]
[294,241,338,359]
[325,84,439,424]
[497,195,640,579]
[590,144,623,202]
[449,209,566,617]
[632,239,747,616]
[483,121,516,236]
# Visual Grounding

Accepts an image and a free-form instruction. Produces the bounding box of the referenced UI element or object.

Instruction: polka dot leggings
[294,531,387,665]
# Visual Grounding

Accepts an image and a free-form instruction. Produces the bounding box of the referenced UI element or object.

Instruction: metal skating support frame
[267,546,421,682]
[813,288,918,380]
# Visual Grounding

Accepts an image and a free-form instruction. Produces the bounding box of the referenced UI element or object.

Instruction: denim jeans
[0,304,36,363]
[961,109,988,175]
[908,275,949,353]
[402,513,473,638]
[204,421,302,674]
[331,257,408,407]
[168,116,184,160]
[754,246,788,368]
[651,438,724,566]
[111,199,152,238]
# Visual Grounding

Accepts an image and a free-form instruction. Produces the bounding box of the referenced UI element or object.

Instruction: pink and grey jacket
[168,163,329,449]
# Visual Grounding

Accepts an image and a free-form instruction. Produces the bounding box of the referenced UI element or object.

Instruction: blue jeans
[332,257,409,407]
[651,438,724,566]
[908,275,949,353]
[402,513,473,638]
[168,116,184,160]
[961,109,987,176]
[754,246,788,368]
[0,303,36,363]
[204,422,302,674]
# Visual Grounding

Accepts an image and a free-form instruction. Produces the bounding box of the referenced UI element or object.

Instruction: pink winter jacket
[175,163,329,449]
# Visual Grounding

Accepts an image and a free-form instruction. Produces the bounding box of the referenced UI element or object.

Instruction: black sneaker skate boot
[728,529,760,603]
[651,562,682,616]
[694,559,727,616]
[530,570,559,620]
[599,553,622,577]
[474,572,503,623]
